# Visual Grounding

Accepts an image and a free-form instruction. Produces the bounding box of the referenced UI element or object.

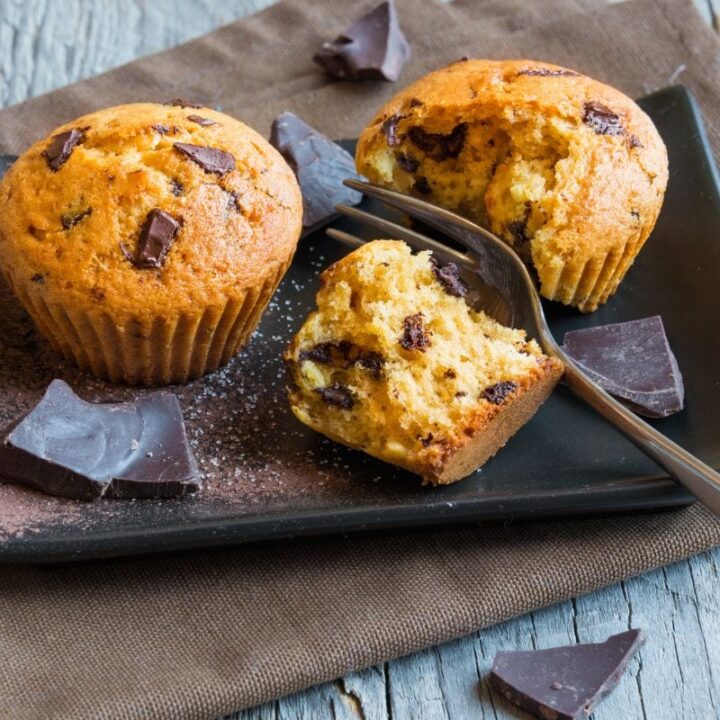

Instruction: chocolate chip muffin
[0,102,302,385]
[285,240,563,484]
[356,60,668,312]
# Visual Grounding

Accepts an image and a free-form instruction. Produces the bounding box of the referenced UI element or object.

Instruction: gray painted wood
[0,1,718,719]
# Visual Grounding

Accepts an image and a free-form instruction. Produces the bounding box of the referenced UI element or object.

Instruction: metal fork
[327,178,720,515]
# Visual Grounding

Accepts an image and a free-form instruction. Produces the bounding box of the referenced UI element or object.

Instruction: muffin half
[0,102,303,385]
[285,240,563,484]
[356,60,668,312]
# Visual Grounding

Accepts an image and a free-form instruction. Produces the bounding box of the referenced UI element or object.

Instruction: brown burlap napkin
[1,1,720,718]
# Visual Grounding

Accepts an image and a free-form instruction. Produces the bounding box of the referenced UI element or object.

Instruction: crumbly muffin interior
[286,240,547,465]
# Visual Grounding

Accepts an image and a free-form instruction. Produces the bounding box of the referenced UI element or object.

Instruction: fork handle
[555,347,720,514]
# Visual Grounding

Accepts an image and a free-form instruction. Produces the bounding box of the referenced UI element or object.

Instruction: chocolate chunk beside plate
[562,315,684,418]
[0,380,201,500]
[270,111,363,229]
[488,629,645,720]
[313,0,410,82]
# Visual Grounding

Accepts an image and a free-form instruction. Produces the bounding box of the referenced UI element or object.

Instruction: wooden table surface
[1,1,719,718]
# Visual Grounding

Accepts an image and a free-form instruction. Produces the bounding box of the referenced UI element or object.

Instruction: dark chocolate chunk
[355,350,385,378]
[269,111,363,228]
[61,207,92,230]
[127,209,181,269]
[187,115,218,127]
[488,629,645,720]
[400,313,431,351]
[164,98,203,109]
[582,101,625,136]
[381,113,404,147]
[313,0,410,82]
[409,98,423,108]
[0,379,201,500]
[299,342,337,365]
[173,142,235,176]
[224,189,242,212]
[444,369,457,379]
[315,383,355,409]
[420,432,434,447]
[483,381,517,405]
[407,123,468,161]
[629,134,643,148]
[152,123,171,135]
[414,176,431,194]
[507,219,529,246]
[430,257,467,297]
[561,316,684,418]
[299,341,383,378]
[170,179,184,196]
[518,67,579,77]
[30,273,45,284]
[396,152,419,173]
[43,129,85,171]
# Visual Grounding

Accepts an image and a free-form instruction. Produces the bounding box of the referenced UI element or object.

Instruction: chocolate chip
[414,176,431,194]
[630,209,640,221]
[518,68,578,77]
[224,189,242,213]
[420,432,434,447]
[31,273,45,284]
[299,342,336,365]
[126,209,181,269]
[315,383,355,409]
[456,56,470,63]
[164,98,203,108]
[409,98,423,108]
[312,0,410,82]
[407,123,467,161]
[381,114,404,147]
[43,129,85,171]
[455,391,467,398]
[430,257,467,298]
[582,101,625,136]
[507,220,529,246]
[444,369,457,379]
[173,142,235,176]
[483,381,517,405]
[90,286,105,302]
[355,350,385,378]
[61,207,92,230]
[400,313,431,351]
[170,179,184,196]
[187,115,218,127]
[396,152,419,173]
[152,124,171,135]
[629,134,643,148]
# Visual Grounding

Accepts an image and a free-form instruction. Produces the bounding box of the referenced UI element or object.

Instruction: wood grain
[0,1,718,719]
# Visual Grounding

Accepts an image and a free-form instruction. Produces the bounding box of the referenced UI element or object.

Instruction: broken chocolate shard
[187,114,218,127]
[269,111,363,228]
[131,209,181,269]
[407,123,468,161]
[152,123,171,135]
[507,219,529,246]
[61,207,92,230]
[313,0,410,82]
[561,316,684,418]
[483,381,517,405]
[381,114,404,147]
[0,379,201,500]
[396,152,419,173]
[173,142,235,176]
[43,128,85,171]
[299,342,337,365]
[400,313,431,351]
[430,257,467,298]
[583,101,625,136]
[488,629,645,720]
[314,383,355,409]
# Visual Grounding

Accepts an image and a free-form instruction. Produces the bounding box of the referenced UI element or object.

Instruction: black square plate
[0,85,717,563]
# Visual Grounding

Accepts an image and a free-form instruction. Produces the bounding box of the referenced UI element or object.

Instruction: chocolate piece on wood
[270,111,362,228]
[488,629,645,720]
[0,380,201,500]
[562,315,684,417]
[313,0,410,82]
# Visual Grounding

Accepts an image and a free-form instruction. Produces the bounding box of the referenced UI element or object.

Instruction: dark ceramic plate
[0,85,717,563]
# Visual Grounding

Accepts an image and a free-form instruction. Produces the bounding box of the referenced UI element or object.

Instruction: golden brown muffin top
[0,102,302,316]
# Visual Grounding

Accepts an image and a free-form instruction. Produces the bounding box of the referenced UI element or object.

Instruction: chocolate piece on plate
[562,315,684,418]
[488,629,645,720]
[270,111,362,228]
[173,142,235,176]
[0,380,201,500]
[313,0,410,82]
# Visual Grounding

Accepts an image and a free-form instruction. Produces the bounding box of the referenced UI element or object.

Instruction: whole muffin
[285,240,563,484]
[0,102,302,385]
[356,60,668,312]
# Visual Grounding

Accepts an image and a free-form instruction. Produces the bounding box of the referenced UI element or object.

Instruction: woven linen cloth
[1,0,720,718]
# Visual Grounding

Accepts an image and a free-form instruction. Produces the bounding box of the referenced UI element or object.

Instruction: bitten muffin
[356,60,668,312]
[285,240,563,484]
[0,102,302,385]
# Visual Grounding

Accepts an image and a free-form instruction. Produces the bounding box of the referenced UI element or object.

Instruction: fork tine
[335,203,472,266]
[325,228,366,249]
